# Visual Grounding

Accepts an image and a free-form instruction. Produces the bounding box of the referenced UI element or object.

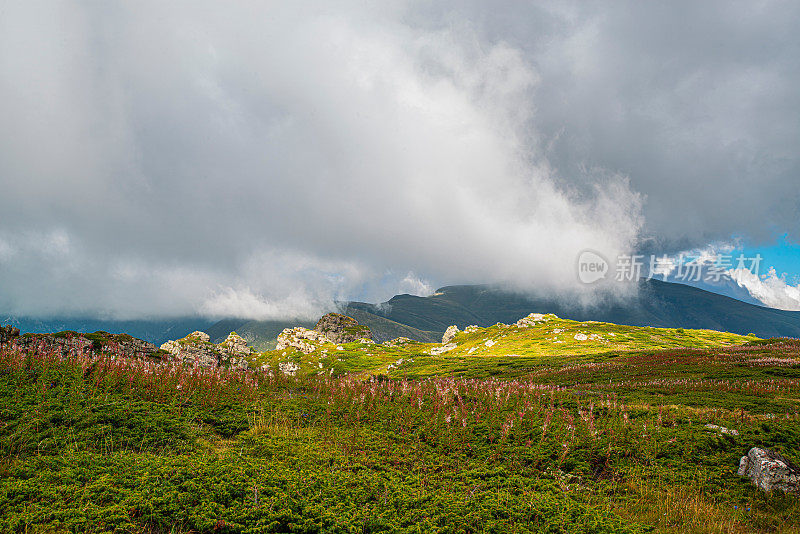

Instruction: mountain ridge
[5,279,800,347]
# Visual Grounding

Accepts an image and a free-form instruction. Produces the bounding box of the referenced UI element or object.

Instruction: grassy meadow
[1,318,799,533]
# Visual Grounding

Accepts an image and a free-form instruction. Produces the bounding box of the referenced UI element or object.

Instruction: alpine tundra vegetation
[1,314,798,532]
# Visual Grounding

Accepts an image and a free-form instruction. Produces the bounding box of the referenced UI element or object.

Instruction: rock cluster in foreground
[160,331,253,369]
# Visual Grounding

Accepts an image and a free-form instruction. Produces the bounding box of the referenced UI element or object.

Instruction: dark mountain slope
[349,279,800,339]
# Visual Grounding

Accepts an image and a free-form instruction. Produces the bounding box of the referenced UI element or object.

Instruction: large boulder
[442,325,460,344]
[314,313,372,344]
[738,447,800,493]
[217,332,253,369]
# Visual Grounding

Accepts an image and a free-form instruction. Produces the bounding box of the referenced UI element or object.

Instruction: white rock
[574,333,588,341]
[705,423,739,436]
[278,361,301,376]
[430,343,457,355]
[515,313,555,328]
[442,325,460,344]
[738,447,799,493]
[187,331,210,343]
[275,327,329,354]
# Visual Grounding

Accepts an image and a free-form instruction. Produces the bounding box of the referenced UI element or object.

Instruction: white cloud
[199,287,335,321]
[643,242,737,280]
[729,267,800,311]
[396,273,434,297]
[0,238,13,263]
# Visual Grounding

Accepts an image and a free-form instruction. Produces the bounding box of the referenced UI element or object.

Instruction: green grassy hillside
[1,325,799,532]
[255,314,758,379]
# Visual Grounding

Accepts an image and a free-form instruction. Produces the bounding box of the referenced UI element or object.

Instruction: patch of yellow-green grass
[250,316,759,379]
[442,316,756,359]
[251,339,412,377]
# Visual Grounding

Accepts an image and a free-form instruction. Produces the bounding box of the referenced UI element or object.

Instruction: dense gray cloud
[0,1,797,318]
[417,0,800,247]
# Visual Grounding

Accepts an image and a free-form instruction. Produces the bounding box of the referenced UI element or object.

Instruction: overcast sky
[1,1,798,319]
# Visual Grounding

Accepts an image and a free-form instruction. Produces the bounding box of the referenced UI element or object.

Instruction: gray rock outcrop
[160,331,252,369]
[442,325,460,344]
[275,327,330,354]
[738,447,800,493]
[314,313,372,344]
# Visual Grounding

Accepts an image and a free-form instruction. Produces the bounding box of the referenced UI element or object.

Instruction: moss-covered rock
[160,331,252,369]
[314,313,372,344]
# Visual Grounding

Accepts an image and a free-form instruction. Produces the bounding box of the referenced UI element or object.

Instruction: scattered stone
[384,337,413,348]
[738,447,800,493]
[442,325,460,344]
[464,325,480,333]
[278,361,300,376]
[387,357,410,371]
[430,343,457,355]
[314,313,372,344]
[484,339,496,347]
[574,333,588,341]
[705,424,739,436]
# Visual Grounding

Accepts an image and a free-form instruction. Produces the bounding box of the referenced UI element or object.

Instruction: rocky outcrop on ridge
[274,314,372,355]
[275,327,330,354]
[515,313,553,328]
[160,331,252,369]
[314,313,372,344]
[442,325,459,344]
